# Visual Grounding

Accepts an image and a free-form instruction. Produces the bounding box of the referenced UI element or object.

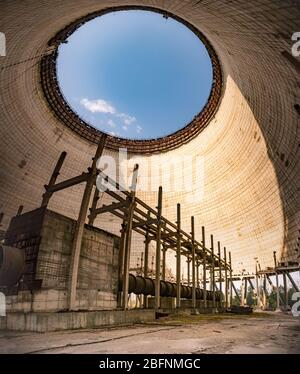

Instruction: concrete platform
[0,312,299,354]
[0,309,155,332]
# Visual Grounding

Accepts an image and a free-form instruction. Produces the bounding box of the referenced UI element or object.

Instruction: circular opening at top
[56,9,213,140]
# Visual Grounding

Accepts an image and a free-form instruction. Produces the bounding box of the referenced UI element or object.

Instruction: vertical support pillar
[218,242,222,307]
[229,251,233,307]
[196,261,200,288]
[155,186,163,310]
[255,260,261,308]
[143,215,150,308]
[286,271,300,292]
[191,216,196,309]
[262,275,267,310]
[117,222,126,308]
[144,212,151,278]
[122,164,139,310]
[176,203,181,308]
[88,188,100,226]
[202,226,207,308]
[210,235,216,308]
[162,247,166,281]
[41,151,67,208]
[187,256,191,287]
[241,278,245,306]
[68,137,106,310]
[140,252,144,274]
[224,247,228,308]
[244,278,248,305]
[162,223,167,281]
[283,272,289,310]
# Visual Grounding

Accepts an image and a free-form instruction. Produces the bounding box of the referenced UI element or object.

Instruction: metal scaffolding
[41,144,232,311]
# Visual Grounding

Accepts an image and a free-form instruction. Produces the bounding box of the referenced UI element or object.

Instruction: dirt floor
[0,312,300,354]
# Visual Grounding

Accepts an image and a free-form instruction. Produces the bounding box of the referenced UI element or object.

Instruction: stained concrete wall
[0,0,300,274]
[4,209,120,312]
[1,309,156,332]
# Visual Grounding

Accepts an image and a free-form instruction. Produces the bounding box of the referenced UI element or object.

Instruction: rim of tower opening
[40,5,223,154]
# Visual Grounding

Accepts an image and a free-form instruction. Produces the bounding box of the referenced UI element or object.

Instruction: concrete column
[117,222,126,308]
[241,278,245,306]
[210,234,216,308]
[162,246,167,281]
[122,164,139,310]
[218,242,222,307]
[202,226,207,308]
[143,232,150,308]
[187,256,191,287]
[283,272,289,310]
[176,203,181,308]
[196,261,200,288]
[286,271,300,292]
[273,251,280,310]
[144,211,151,277]
[255,261,261,308]
[229,251,233,307]
[262,275,267,310]
[244,278,248,305]
[41,151,67,208]
[224,247,228,308]
[68,138,106,310]
[191,216,196,309]
[88,187,100,226]
[155,186,163,310]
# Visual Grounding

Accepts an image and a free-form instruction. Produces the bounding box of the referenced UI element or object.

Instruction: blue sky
[57,10,213,139]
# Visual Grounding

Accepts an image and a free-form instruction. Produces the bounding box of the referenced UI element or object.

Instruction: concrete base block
[1,309,156,332]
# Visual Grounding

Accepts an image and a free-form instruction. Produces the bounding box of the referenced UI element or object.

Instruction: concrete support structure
[187,256,191,287]
[176,203,181,308]
[224,247,228,308]
[196,261,200,288]
[273,251,280,310]
[122,165,139,310]
[191,216,196,309]
[202,226,207,308]
[218,242,222,306]
[68,137,106,310]
[229,251,233,307]
[211,235,216,308]
[155,186,163,310]
[283,272,289,310]
[1,1,300,294]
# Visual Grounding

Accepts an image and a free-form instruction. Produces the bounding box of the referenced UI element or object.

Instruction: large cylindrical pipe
[120,274,221,301]
[0,245,25,287]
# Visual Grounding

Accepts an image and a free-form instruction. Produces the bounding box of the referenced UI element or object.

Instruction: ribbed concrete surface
[0,0,300,272]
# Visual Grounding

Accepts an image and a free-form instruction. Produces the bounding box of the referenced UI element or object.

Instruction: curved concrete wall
[0,0,300,272]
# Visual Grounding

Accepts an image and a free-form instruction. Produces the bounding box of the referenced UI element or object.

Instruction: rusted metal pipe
[119,273,221,301]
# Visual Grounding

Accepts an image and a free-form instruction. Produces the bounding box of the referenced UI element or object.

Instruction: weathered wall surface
[0,0,300,273]
[4,209,120,312]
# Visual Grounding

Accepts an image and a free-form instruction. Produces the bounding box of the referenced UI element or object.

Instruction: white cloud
[80,98,139,135]
[107,119,116,128]
[109,131,116,136]
[80,98,116,114]
[117,113,136,125]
